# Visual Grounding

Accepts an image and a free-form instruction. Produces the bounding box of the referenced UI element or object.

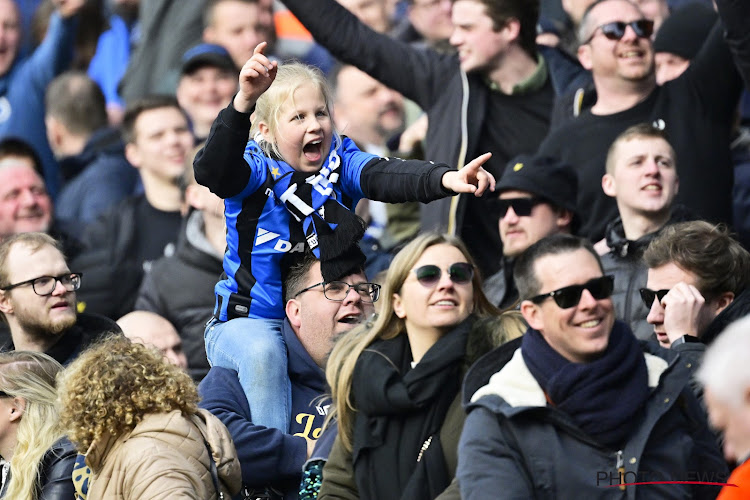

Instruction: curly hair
[57,335,199,453]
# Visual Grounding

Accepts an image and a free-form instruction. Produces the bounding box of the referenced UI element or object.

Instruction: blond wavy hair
[0,351,65,500]
[325,233,501,451]
[249,61,340,160]
[57,335,199,454]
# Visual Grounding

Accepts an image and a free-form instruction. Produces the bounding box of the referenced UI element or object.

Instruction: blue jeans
[205,317,291,432]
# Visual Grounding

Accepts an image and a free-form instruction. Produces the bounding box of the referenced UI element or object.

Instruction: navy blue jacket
[199,320,329,499]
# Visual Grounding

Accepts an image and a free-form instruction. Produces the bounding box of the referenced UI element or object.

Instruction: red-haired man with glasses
[0,232,118,365]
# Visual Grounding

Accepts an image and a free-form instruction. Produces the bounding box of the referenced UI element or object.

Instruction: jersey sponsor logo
[255,228,306,253]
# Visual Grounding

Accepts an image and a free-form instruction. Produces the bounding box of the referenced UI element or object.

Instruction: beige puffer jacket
[84,409,242,500]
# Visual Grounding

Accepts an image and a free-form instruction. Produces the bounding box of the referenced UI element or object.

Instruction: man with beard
[199,253,377,499]
[0,232,117,365]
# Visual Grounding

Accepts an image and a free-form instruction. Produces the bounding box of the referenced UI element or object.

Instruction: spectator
[135,145,224,382]
[390,0,454,50]
[458,234,727,499]
[483,154,578,309]
[0,351,76,499]
[539,0,749,242]
[652,2,717,85]
[71,95,193,320]
[0,232,118,366]
[338,0,392,33]
[599,123,692,340]
[118,0,205,102]
[57,335,242,499]
[331,63,409,271]
[0,0,84,199]
[195,52,493,436]
[696,316,750,498]
[117,310,188,370]
[643,221,750,351]
[202,0,275,70]
[200,253,377,499]
[45,71,139,236]
[176,43,238,142]
[87,0,140,124]
[281,0,556,278]
[318,233,516,499]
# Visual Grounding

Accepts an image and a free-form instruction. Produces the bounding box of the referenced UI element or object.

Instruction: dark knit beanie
[497,154,578,215]
[653,3,718,60]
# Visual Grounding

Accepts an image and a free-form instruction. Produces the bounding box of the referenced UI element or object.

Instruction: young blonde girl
[0,351,75,500]
[194,42,494,432]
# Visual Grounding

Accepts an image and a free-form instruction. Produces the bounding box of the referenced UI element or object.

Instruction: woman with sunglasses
[317,233,523,500]
[0,351,76,500]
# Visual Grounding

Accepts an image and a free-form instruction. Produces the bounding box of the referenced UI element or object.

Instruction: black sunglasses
[639,288,670,308]
[489,197,546,218]
[584,19,654,44]
[414,262,474,287]
[530,275,614,308]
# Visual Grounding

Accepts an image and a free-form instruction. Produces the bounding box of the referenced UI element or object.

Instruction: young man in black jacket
[281,0,555,277]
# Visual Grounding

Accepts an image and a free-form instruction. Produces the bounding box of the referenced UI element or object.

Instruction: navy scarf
[521,320,649,449]
[267,142,365,281]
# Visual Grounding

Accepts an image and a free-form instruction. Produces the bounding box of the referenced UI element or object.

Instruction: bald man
[117,311,188,369]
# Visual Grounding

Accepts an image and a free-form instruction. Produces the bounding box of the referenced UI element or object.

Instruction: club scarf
[521,320,649,449]
[264,140,366,282]
[350,318,473,500]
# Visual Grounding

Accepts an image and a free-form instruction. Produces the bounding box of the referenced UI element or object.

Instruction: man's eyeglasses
[295,281,381,303]
[1,273,82,297]
[488,197,545,218]
[639,288,669,308]
[529,275,614,309]
[583,19,654,44]
[414,262,474,287]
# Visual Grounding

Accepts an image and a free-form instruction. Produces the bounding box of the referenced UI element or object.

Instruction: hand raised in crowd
[661,282,706,344]
[441,152,495,197]
[234,42,278,114]
[52,0,86,19]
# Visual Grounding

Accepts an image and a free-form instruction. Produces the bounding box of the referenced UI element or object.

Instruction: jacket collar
[282,319,326,393]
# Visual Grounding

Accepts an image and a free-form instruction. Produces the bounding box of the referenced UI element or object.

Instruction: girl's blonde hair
[0,351,65,500]
[57,335,199,457]
[249,62,339,160]
[325,233,500,451]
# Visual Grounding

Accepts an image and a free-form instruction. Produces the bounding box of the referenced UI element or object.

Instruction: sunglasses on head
[639,288,669,308]
[489,197,545,218]
[584,19,654,44]
[530,275,615,309]
[414,262,474,287]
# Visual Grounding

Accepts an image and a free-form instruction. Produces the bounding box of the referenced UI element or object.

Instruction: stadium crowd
[0,0,749,498]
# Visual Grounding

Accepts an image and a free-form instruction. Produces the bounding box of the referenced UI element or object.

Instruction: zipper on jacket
[417,435,434,463]
[616,450,625,491]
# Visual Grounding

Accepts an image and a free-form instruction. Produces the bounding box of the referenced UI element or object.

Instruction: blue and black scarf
[267,143,366,282]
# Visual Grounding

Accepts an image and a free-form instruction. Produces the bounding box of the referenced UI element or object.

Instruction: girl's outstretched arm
[441,153,495,197]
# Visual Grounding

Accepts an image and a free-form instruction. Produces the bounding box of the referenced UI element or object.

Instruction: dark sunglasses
[584,19,654,44]
[639,288,670,308]
[530,275,614,309]
[414,262,474,287]
[488,197,545,218]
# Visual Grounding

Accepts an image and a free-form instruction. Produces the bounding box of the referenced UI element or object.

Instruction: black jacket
[601,207,696,341]
[136,210,223,381]
[280,0,555,276]
[0,438,77,499]
[539,12,750,240]
[0,312,120,366]
[458,338,728,499]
